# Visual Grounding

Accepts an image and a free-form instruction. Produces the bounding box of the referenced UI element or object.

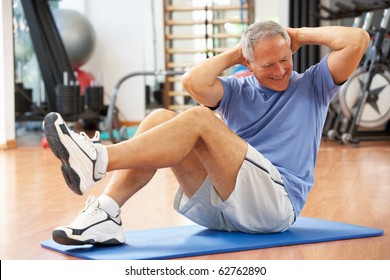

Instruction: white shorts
[174,144,295,233]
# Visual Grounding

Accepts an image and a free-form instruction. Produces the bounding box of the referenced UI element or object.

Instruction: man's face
[247,35,293,91]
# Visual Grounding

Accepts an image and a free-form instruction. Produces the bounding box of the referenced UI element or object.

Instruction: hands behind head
[285,27,301,54]
[234,43,251,69]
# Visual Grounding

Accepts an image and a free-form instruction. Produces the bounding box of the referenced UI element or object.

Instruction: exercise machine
[21,0,76,115]
[105,70,185,144]
[317,0,390,144]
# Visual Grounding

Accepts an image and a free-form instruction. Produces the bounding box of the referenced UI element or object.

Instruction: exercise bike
[339,0,390,144]
[317,0,390,144]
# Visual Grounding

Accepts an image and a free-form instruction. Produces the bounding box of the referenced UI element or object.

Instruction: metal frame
[105,70,185,143]
[21,0,75,113]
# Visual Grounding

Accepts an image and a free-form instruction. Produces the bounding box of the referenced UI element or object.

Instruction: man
[43,21,369,245]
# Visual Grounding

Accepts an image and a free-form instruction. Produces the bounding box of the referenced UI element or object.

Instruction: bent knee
[185,106,220,124]
[187,106,214,116]
[145,109,177,125]
[137,109,177,134]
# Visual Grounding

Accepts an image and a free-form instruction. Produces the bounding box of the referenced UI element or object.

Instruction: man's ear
[244,58,254,73]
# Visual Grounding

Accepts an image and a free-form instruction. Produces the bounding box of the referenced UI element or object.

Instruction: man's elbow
[181,72,192,93]
[181,71,205,99]
[355,28,371,57]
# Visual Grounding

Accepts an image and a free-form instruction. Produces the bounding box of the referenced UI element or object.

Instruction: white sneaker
[52,196,125,246]
[43,112,107,195]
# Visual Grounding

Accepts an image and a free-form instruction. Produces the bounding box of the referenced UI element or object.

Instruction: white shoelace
[77,196,103,220]
[71,130,101,153]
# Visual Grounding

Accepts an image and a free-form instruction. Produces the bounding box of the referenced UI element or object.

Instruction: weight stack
[55,84,83,116]
[85,86,104,114]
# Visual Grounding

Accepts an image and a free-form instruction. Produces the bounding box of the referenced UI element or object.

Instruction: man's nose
[273,63,285,76]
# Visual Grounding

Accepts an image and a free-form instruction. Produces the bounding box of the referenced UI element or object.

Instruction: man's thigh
[171,107,247,201]
[192,107,248,201]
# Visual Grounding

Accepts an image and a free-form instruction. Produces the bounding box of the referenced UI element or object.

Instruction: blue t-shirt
[217,54,339,216]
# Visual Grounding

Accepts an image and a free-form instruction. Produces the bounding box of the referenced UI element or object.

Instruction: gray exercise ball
[52,9,96,69]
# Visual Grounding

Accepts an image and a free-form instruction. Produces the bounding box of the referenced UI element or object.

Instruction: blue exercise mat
[40,217,383,260]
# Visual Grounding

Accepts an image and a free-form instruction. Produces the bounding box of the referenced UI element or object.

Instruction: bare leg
[106,106,247,201]
[102,109,208,206]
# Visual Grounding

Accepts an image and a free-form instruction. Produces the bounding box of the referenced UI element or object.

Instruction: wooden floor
[0,129,389,260]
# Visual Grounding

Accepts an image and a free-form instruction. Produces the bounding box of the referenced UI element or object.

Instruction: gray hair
[241,21,291,63]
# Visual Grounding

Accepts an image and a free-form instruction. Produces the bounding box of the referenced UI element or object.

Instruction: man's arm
[182,45,245,108]
[286,26,370,85]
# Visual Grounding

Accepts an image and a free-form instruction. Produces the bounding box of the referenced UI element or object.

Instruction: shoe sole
[44,113,83,195]
[53,229,125,246]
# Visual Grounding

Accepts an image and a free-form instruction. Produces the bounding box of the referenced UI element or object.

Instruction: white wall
[0,0,15,147]
[142,0,165,88]
[255,0,289,26]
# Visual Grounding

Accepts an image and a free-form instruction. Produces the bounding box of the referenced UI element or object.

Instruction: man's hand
[233,43,250,67]
[285,27,301,54]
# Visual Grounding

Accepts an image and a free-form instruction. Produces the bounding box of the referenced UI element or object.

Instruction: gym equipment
[55,72,83,117]
[40,217,383,260]
[21,0,76,113]
[317,0,390,144]
[318,1,377,137]
[105,70,185,144]
[339,68,390,129]
[18,1,96,123]
[52,9,96,69]
[85,86,104,113]
[339,1,390,143]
